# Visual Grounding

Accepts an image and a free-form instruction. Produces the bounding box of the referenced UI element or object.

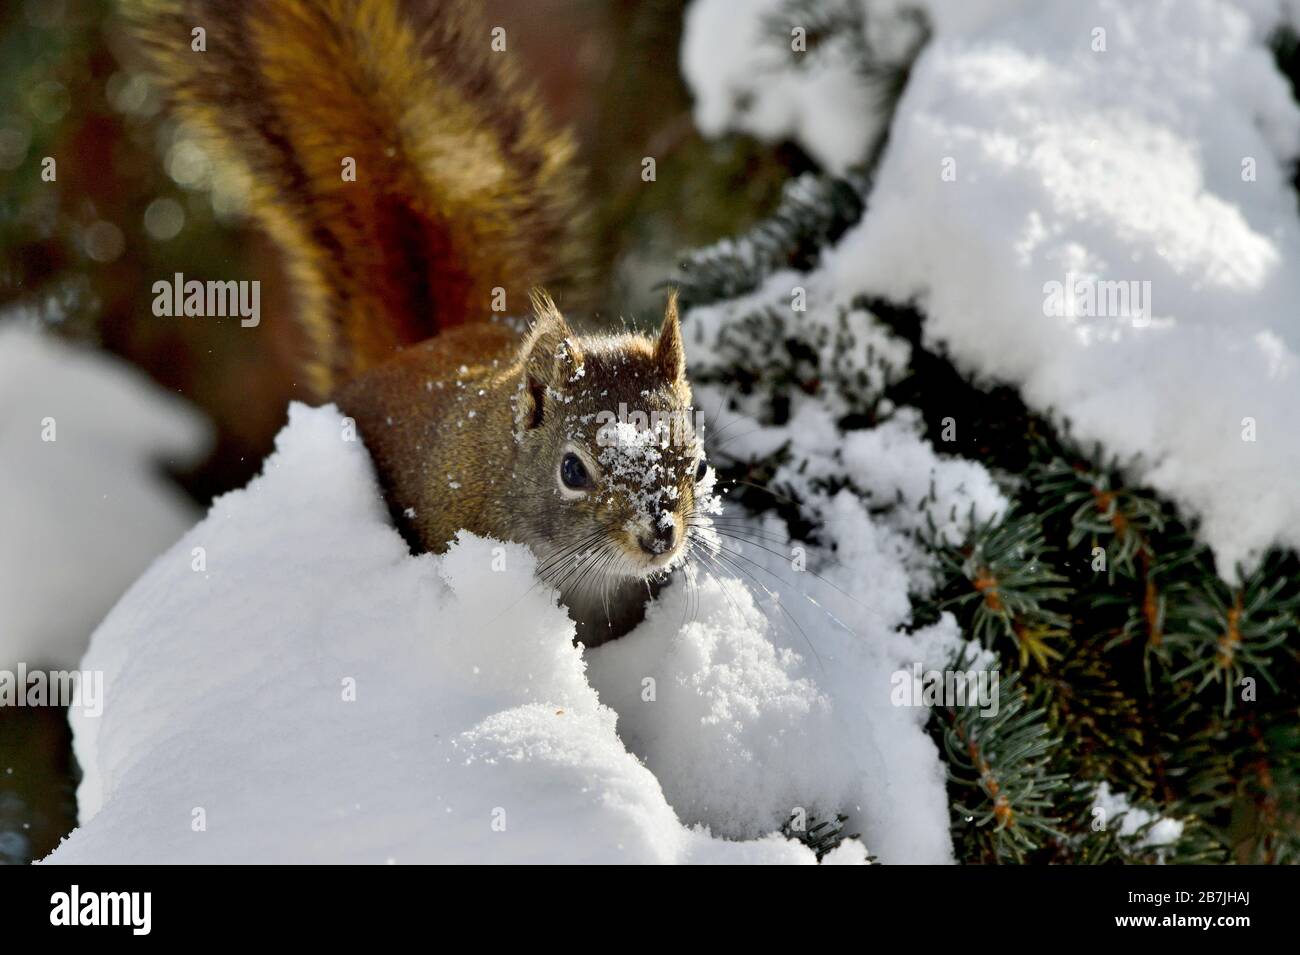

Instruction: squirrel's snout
[638,522,678,557]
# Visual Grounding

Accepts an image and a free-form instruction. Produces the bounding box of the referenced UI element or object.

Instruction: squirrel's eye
[560,452,591,491]
[695,459,708,483]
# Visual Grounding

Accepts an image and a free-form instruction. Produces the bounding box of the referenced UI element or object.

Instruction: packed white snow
[41,404,860,862]
[40,386,1003,863]
[684,0,1300,578]
[683,0,915,173]
[0,319,209,670]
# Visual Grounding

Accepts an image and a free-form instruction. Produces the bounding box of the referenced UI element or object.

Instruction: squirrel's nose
[639,521,677,556]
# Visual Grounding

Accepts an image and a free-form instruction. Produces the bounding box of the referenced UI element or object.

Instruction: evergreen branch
[780,810,869,862]
[670,173,865,310]
[934,511,1073,668]
[1039,635,1154,798]
[1164,553,1300,714]
[934,665,1069,863]
[1239,715,1300,863]
[1063,794,1225,865]
[1031,453,1165,582]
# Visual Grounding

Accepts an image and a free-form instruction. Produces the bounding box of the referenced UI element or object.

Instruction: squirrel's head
[510,290,713,596]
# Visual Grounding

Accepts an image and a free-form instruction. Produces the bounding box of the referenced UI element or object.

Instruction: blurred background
[0,0,812,864]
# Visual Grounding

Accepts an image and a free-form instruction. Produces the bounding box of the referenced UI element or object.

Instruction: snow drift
[0,320,208,671]
[45,402,984,864]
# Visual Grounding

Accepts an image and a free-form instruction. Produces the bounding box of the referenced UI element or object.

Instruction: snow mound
[587,539,964,863]
[0,320,209,670]
[685,0,1300,577]
[682,0,899,173]
[43,403,878,864]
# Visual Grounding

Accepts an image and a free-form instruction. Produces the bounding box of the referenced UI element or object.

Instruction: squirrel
[129,0,710,644]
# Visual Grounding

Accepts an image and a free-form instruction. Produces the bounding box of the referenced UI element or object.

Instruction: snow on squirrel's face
[512,293,720,593]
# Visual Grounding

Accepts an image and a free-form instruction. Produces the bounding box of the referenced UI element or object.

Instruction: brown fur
[133,0,702,642]
[337,294,700,644]
[128,0,588,399]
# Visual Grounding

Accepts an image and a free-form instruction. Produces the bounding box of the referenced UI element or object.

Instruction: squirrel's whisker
[688,543,826,674]
[696,526,890,628]
[703,545,827,674]
[475,528,612,632]
[706,427,779,456]
[685,543,748,632]
[704,533,860,639]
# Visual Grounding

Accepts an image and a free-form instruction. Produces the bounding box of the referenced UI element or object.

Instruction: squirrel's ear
[655,289,685,381]
[523,291,583,380]
[520,291,583,429]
